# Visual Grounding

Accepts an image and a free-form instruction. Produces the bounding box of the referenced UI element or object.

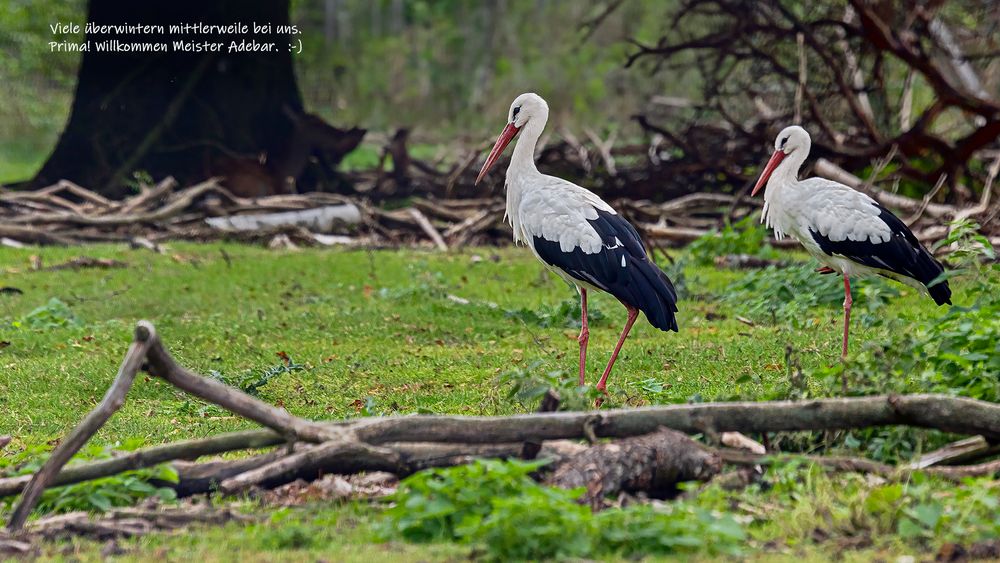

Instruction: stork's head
[751,125,811,196]
[476,93,549,185]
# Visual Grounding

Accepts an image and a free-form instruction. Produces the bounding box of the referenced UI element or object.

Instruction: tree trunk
[30,0,362,199]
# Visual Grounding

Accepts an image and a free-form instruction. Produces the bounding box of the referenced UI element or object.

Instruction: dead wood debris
[0,499,251,549]
[260,472,398,506]
[41,257,128,271]
[2,171,993,253]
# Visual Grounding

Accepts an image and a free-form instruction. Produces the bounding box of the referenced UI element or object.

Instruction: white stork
[475,93,679,397]
[752,125,951,357]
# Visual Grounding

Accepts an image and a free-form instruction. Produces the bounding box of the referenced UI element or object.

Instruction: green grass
[1,244,931,443]
[0,242,992,560]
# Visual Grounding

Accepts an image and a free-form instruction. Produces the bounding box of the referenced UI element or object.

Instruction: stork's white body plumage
[477,93,678,397]
[753,126,951,357]
[764,177,906,280]
[511,175,620,290]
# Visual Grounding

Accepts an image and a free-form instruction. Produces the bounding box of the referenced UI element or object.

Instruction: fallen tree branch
[219,440,400,494]
[141,320,345,444]
[406,207,449,251]
[908,436,993,469]
[7,326,153,532]
[347,394,1000,445]
[719,449,1000,482]
[0,429,285,498]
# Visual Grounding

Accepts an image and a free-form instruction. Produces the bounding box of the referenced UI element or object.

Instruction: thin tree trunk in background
[324,0,336,45]
[470,1,499,108]
[370,0,381,37]
[928,18,988,101]
[390,0,404,34]
[337,0,349,46]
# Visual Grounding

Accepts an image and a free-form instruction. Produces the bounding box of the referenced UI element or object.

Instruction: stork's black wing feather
[809,203,951,305]
[532,209,679,331]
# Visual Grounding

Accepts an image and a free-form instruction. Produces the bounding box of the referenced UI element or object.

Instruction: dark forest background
[1,0,998,205]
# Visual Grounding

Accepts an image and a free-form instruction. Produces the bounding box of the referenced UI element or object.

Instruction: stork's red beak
[751,150,786,196]
[475,123,520,185]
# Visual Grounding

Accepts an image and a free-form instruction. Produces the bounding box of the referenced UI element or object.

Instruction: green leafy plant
[473,485,597,560]
[740,459,1000,548]
[722,264,897,327]
[1,440,178,516]
[595,501,745,557]
[503,296,605,329]
[379,459,745,560]
[15,297,81,329]
[499,360,601,411]
[932,219,995,267]
[686,216,778,266]
[209,355,306,397]
[379,458,551,543]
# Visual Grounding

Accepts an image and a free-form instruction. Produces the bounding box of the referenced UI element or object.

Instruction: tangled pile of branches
[624,0,1000,203]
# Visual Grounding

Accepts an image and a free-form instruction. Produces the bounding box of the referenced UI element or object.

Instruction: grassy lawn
[1,241,997,560]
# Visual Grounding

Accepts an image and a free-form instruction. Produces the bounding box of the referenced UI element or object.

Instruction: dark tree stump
[546,427,722,510]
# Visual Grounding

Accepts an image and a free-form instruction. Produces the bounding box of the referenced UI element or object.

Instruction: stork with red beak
[476,93,679,397]
[752,125,951,358]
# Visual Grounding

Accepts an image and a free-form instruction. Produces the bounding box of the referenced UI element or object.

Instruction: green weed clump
[378,459,745,560]
[499,360,601,412]
[744,460,1000,548]
[209,354,307,398]
[720,264,899,327]
[14,297,82,329]
[503,297,605,329]
[686,216,779,265]
[0,440,178,516]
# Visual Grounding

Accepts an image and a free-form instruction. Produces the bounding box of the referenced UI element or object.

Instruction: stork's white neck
[507,114,546,177]
[760,144,810,241]
[764,146,809,197]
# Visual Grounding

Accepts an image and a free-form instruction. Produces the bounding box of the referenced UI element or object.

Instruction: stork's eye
[512,106,521,119]
[780,137,788,148]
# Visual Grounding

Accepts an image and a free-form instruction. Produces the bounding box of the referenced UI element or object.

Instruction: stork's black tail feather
[628,257,679,332]
[906,238,951,306]
[925,269,952,306]
[927,280,951,306]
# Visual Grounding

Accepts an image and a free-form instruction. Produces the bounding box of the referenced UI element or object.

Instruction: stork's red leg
[842,275,852,358]
[577,288,589,386]
[595,304,639,398]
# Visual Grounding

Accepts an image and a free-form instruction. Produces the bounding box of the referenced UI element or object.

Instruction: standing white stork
[475,93,679,396]
[752,125,951,357]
